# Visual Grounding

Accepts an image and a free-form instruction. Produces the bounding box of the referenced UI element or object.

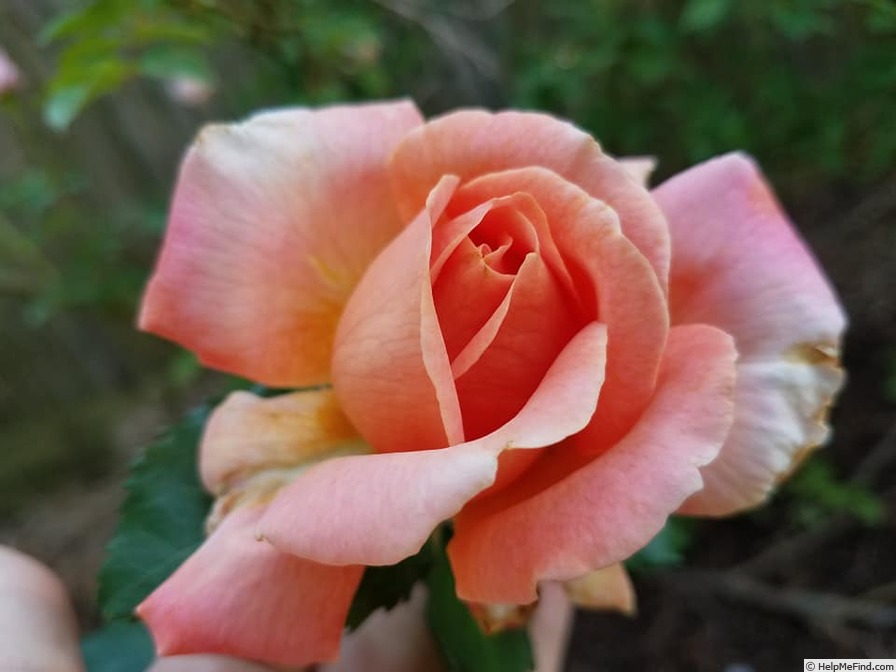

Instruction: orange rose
[137,101,845,666]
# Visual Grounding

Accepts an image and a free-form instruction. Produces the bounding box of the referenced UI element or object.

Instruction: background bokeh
[1,0,895,669]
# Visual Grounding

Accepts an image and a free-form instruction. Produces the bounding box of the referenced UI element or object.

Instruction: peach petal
[454,251,583,441]
[139,100,423,387]
[332,176,464,453]
[618,156,657,186]
[390,109,670,288]
[448,324,736,604]
[563,564,635,615]
[654,153,847,514]
[137,507,363,667]
[200,388,367,494]
[448,275,514,379]
[457,167,668,448]
[259,322,607,567]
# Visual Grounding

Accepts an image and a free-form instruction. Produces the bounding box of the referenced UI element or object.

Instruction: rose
[136,101,845,667]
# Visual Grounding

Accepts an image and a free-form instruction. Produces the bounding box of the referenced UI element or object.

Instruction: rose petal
[654,152,847,514]
[618,156,657,187]
[137,507,363,667]
[259,322,608,567]
[390,109,670,288]
[456,167,668,448]
[332,176,464,452]
[563,564,636,615]
[140,100,423,387]
[200,388,367,494]
[679,357,844,515]
[454,251,583,440]
[448,324,736,604]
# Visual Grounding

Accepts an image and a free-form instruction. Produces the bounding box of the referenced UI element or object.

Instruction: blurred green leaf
[680,0,733,32]
[137,46,213,82]
[426,539,533,672]
[626,517,697,572]
[39,0,128,46]
[44,61,132,131]
[81,620,154,672]
[98,408,212,620]
[787,458,885,527]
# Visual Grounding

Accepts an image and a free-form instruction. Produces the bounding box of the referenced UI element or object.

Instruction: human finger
[0,546,84,672]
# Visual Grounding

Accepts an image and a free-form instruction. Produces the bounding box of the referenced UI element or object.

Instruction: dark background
[1,0,894,669]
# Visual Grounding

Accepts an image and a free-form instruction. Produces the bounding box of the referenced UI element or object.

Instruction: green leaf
[43,61,133,131]
[97,408,212,620]
[426,540,533,672]
[81,620,154,672]
[347,543,434,630]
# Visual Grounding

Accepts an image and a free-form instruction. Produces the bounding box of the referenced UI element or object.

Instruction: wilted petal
[563,564,635,615]
[654,152,847,514]
[200,388,367,494]
[140,100,423,387]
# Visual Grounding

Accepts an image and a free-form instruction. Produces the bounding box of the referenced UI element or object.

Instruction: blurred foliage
[39,0,896,187]
[40,0,218,130]
[626,517,697,573]
[782,457,885,527]
[510,0,896,188]
[884,348,896,404]
[81,620,154,672]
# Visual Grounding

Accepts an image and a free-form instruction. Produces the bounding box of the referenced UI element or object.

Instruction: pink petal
[618,156,657,186]
[456,167,668,448]
[319,585,442,672]
[0,48,21,94]
[332,176,464,453]
[139,100,423,387]
[654,153,847,514]
[137,506,363,667]
[259,322,608,567]
[390,110,670,288]
[199,388,367,495]
[448,324,736,604]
